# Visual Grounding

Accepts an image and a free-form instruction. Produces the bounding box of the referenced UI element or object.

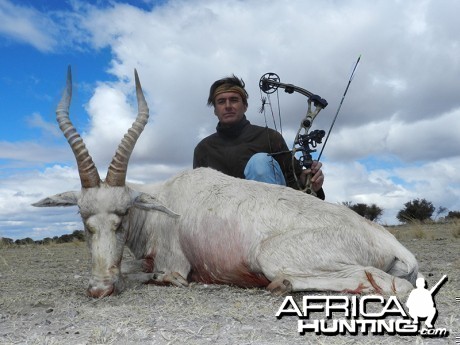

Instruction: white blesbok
[33,67,420,298]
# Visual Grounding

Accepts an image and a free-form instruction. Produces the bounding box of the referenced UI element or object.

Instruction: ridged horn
[56,66,101,188]
[105,69,149,187]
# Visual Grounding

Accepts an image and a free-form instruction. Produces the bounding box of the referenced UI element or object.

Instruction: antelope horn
[105,69,149,187]
[56,66,101,188]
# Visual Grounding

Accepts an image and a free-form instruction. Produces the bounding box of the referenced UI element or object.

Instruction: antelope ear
[32,191,80,207]
[131,192,180,218]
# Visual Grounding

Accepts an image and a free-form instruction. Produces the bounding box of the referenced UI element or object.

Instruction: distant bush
[397,198,434,223]
[446,211,460,220]
[56,234,74,243]
[1,237,14,246]
[42,237,54,245]
[15,237,34,245]
[342,202,383,222]
[72,230,85,241]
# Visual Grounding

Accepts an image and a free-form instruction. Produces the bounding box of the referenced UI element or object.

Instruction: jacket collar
[216,115,250,138]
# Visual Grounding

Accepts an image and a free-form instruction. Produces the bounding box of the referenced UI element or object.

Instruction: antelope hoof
[148,271,189,287]
[267,278,292,296]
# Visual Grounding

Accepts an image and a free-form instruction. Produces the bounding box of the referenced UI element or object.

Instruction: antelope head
[33,67,175,297]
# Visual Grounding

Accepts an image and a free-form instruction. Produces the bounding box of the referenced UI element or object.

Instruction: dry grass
[1,223,459,344]
[387,221,457,241]
[450,220,460,238]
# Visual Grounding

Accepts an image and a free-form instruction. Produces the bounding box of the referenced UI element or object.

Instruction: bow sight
[259,72,328,194]
[296,129,326,167]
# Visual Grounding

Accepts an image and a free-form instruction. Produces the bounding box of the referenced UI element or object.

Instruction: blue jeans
[243,153,286,186]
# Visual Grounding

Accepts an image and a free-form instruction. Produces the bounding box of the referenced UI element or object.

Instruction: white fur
[123,168,419,294]
[35,167,419,296]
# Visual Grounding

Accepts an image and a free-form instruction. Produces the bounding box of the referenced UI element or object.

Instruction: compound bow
[259,72,328,195]
[259,56,361,195]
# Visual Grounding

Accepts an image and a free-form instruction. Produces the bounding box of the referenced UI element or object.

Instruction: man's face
[214,92,247,126]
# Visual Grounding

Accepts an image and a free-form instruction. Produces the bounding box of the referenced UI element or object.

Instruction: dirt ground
[1,224,459,345]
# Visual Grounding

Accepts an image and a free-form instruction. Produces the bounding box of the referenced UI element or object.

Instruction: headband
[213,85,248,104]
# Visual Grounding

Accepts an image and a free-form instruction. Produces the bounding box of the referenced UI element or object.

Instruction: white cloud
[2,0,460,238]
[0,141,70,163]
[70,0,459,161]
[65,0,460,222]
[0,165,82,240]
[26,113,62,138]
[323,155,460,225]
[83,82,137,166]
[0,0,57,52]
[324,107,460,163]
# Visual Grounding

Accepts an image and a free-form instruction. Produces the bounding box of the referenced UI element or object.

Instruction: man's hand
[300,161,324,192]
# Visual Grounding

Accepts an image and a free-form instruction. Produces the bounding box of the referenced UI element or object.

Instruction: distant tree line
[1,230,85,246]
[343,198,459,224]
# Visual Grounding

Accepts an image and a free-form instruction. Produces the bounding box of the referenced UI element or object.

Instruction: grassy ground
[0,223,459,344]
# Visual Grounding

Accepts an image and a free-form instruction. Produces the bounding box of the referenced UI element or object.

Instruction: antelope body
[34,68,420,298]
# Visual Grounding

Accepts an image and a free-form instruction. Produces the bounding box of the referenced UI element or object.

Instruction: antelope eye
[85,224,96,234]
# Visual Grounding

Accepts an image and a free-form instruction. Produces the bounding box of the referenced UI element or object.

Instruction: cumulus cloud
[2,0,460,238]
[69,0,460,167]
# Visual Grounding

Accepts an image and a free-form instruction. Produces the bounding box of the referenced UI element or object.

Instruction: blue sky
[1,0,460,240]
